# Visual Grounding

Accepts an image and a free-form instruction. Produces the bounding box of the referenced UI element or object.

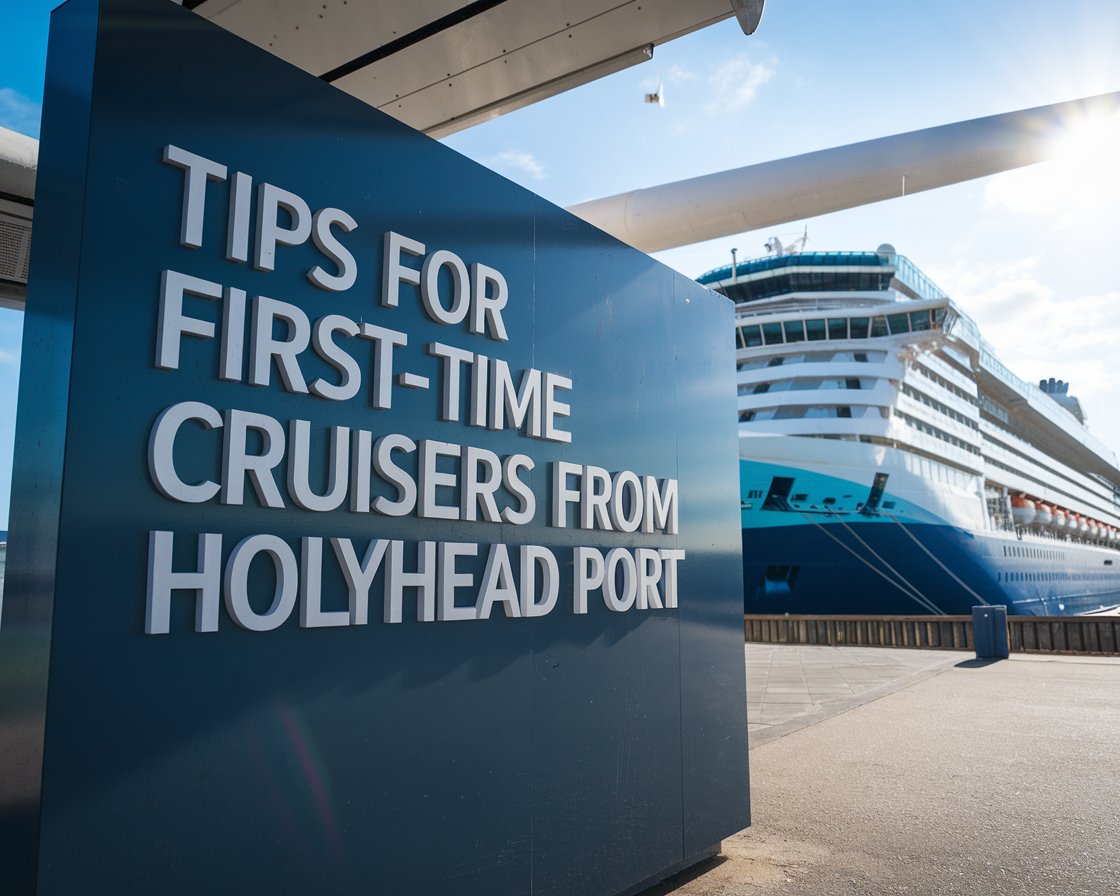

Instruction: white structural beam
[0,127,37,202]
[567,91,1120,253]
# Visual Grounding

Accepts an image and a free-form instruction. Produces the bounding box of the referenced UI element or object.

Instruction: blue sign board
[0,0,748,892]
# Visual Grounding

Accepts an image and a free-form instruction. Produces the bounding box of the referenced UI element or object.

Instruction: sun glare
[1053,110,1120,170]
[987,108,1120,220]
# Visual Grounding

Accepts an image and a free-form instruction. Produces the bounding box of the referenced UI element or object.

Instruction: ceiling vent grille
[0,212,32,285]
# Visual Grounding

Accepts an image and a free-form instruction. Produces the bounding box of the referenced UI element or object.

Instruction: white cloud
[665,64,698,86]
[640,65,696,93]
[940,256,1052,316]
[487,150,545,182]
[0,88,41,138]
[703,55,776,115]
[0,349,19,365]
[940,256,1120,433]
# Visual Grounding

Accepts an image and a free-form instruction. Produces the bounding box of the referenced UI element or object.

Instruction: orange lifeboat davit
[1010,496,1036,527]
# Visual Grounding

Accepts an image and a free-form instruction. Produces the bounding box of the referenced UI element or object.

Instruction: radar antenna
[764,226,809,256]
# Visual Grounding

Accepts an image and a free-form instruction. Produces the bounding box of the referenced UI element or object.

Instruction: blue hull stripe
[744,522,1120,616]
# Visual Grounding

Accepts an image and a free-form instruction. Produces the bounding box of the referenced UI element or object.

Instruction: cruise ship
[697,245,1120,616]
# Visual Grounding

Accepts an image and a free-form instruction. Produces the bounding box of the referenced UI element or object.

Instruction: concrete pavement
[646,645,1120,896]
[746,644,970,748]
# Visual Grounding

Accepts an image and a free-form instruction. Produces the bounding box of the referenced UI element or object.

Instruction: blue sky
[2,0,1120,526]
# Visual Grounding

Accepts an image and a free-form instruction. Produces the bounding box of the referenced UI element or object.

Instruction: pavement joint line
[747,653,965,750]
[1006,654,1120,666]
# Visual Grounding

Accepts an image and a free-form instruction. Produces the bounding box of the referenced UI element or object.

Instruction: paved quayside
[642,644,1120,896]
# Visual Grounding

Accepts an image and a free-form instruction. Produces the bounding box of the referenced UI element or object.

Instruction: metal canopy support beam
[191,0,737,136]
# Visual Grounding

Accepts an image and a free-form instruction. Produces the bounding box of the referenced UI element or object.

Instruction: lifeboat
[1010,496,1036,527]
[1088,520,1101,539]
[1034,503,1053,527]
[1050,508,1068,530]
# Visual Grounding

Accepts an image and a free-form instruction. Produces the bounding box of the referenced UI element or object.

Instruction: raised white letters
[147,155,690,636]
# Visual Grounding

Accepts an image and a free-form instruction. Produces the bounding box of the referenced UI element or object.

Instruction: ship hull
[741,456,1120,617]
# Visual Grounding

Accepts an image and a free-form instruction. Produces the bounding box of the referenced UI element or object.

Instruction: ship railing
[735,295,949,322]
[979,345,1119,467]
[735,296,900,315]
[981,420,1120,511]
[698,250,890,285]
[1004,526,1120,551]
[889,254,950,303]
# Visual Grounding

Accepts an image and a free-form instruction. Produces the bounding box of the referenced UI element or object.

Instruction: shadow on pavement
[954,658,1002,669]
[637,855,728,895]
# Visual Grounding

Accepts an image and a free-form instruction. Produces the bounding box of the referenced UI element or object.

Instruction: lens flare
[1053,109,1120,168]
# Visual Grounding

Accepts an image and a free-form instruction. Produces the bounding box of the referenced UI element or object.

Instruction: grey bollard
[972,605,1009,659]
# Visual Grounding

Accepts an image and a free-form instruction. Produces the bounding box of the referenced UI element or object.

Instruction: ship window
[870,317,889,338]
[752,382,771,395]
[805,319,827,341]
[845,378,861,389]
[910,311,932,331]
[827,318,848,339]
[736,328,745,348]
[887,313,911,335]
[823,497,836,505]
[742,325,763,347]
[738,410,755,422]
[837,406,852,418]
[850,317,870,338]
[766,356,784,367]
[760,564,799,597]
[854,352,868,362]
[882,501,896,509]
[762,322,784,345]
[791,493,809,503]
[783,320,806,343]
